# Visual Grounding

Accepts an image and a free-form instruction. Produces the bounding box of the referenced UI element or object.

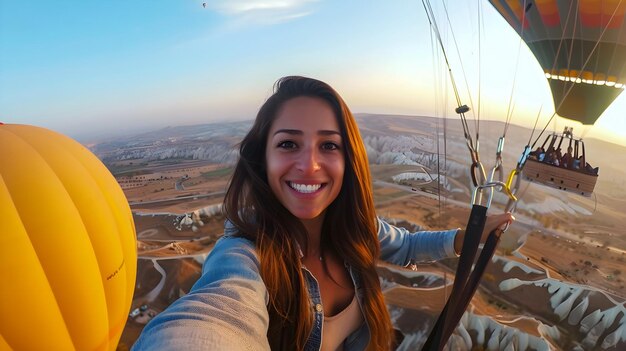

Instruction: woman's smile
[287,181,325,194]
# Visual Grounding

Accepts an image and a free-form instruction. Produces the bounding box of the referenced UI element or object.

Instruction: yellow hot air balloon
[0,124,137,350]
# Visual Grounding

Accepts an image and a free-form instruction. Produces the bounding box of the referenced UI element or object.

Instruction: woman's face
[265,96,345,224]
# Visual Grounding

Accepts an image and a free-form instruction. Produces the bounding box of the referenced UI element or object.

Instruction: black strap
[442,227,502,342]
[421,205,501,350]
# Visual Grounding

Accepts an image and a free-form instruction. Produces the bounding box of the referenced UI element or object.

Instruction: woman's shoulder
[223,218,240,237]
[212,234,257,258]
[211,221,257,256]
[189,221,263,293]
[201,220,260,271]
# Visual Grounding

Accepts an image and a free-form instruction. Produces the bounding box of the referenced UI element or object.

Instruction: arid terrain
[99,115,626,350]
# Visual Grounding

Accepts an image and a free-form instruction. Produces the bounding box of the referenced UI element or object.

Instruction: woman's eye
[321,142,340,151]
[277,140,297,149]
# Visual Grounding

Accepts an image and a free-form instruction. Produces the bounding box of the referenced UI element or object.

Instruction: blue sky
[2,0,626,147]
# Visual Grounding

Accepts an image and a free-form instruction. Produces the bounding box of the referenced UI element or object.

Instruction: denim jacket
[132,218,458,351]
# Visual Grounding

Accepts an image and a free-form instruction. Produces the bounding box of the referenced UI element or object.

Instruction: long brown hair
[223,76,393,350]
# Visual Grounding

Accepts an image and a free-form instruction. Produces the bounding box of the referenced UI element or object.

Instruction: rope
[503,0,529,137]
[527,106,543,147]
[422,0,482,185]
[477,0,483,133]
[421,0,464,108]
[441,0,478,125]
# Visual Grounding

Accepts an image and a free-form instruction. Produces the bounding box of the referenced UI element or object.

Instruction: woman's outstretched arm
[131,236,270,351]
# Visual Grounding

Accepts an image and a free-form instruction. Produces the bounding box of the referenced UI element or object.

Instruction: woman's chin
[289,209,326,223]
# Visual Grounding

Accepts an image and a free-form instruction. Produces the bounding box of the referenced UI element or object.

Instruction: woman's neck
[300,214,324,258]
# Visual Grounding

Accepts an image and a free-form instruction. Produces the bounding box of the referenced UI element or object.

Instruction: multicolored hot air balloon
[0,124,137,350]
[489,0,626,125]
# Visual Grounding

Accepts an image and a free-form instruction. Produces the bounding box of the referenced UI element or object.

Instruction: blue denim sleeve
[377,217,459,266]
[131,236,270,351]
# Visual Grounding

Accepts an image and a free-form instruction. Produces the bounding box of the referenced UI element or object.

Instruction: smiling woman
[131,76,513,351]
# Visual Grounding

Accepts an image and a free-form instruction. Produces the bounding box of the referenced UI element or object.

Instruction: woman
[132,76,513,351]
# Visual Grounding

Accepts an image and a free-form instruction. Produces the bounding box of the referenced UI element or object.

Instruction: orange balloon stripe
[535,0,560,26]
[579,0,626,28]
[505,0,530,29]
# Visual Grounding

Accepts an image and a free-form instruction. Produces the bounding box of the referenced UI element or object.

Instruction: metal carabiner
[505,168,522,213]
[470,159,489,204]
[471,180,517,209]
[469,160,486,188]
[489,137,505,183]
[516,145,532,169]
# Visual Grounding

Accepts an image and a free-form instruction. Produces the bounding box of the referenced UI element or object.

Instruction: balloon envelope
[489,0,626,125]
[0,124,137,350]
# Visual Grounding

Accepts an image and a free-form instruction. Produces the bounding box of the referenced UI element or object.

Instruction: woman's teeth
[289,182,322,193]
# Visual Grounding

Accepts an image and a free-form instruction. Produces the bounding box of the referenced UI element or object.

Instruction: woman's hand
[453,212,515,255]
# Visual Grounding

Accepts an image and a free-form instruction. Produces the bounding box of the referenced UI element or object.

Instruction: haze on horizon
[2,0,626,147]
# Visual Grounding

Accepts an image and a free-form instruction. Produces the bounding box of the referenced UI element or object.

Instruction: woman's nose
[296,148,321,173]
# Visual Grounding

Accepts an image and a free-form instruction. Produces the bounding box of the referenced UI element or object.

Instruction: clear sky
[1,0,626,147]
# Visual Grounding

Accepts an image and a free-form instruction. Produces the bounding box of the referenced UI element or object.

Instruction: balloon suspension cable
[529,111,558,152]
[526,105,543,147]
[428,10,451,217]
[500,105,543,214]
[440,0,478,124]
[477,0,483,133]
[488,0,529,212]
[422,0,467,113]
[420,7,524,349]
[507,105,544,189]
[441,0,481,148]
[548,1,576,83]
[503,0,529,138]
[422,0,486,192]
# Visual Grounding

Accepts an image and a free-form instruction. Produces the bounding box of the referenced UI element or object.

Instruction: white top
[321,295,364,351]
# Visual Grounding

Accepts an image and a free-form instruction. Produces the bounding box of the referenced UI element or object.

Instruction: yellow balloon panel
[0,175,75,350]
[35,127,138,297]
[0,124,136,351]
[0,127,109,349]
[16,125,137,350]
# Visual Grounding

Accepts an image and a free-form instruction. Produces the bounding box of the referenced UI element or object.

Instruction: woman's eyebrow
[273,129,340,136]
[273,129,302,136]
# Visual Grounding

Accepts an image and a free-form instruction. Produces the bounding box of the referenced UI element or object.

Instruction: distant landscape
[95,114,626,350]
